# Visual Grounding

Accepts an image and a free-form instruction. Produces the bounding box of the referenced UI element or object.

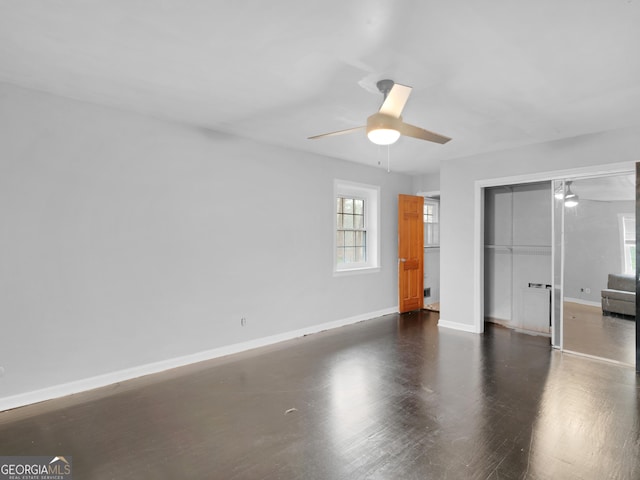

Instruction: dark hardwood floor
[1,311,639,479]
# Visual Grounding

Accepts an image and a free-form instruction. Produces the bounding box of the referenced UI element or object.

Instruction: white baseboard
[562,349,634,368]
[564,297,601,308]
[437,318,480,333]
[0,307,398,413]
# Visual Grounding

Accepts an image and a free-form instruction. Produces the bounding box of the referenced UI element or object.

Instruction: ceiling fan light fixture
[367,127,401,145]
[564,192,579,207]
[564,184,579,207]
[366,113,402,146]
[562,181,579,207]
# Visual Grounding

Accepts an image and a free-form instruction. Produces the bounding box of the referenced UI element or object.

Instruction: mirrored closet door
[555,173,636,365]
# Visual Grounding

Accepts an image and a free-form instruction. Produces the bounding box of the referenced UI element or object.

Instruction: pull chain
[387,145,391,173]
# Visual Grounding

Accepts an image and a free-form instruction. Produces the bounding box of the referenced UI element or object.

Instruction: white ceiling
[569,173,636,202]
[1,0,640,174]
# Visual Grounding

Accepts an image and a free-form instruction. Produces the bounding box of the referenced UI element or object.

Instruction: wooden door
[398,194,424,313]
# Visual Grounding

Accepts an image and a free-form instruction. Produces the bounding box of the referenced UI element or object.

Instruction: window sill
[333,266,381,277]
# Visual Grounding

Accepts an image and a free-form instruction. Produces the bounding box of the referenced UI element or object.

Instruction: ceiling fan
[308,79,451,146]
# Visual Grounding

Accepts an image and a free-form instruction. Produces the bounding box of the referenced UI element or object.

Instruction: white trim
[438,318,481,333]
[0,307,398,413]
[474,180,485,333]
[333,266,381,277]
[562,349,635,368]
[416,190,440,199]
[550,181,558,347]
[473,161,635,337]
[475,162,635,189]
[560,185,567,349]
[564,297,601,308]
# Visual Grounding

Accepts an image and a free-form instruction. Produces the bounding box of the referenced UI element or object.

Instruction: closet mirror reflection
[557,173,636,365]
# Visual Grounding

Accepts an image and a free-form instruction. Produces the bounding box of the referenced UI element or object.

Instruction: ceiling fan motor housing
[366,112,402,134]
[376,79,395,99]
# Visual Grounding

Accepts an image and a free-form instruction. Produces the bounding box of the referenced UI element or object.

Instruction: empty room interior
[1,2,640,479]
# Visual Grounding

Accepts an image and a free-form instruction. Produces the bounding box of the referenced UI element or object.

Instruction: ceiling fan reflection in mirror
[308,79,452,146]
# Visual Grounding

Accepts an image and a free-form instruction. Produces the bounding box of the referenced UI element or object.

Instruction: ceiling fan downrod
[376,79,395,100]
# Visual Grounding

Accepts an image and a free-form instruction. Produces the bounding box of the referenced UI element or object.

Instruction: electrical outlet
[240,317,247,327]
[585,288,591,294]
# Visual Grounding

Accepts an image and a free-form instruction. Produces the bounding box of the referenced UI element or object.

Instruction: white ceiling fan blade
[308,126,365,140]
[399,122,452,144]
[378,84,412,118]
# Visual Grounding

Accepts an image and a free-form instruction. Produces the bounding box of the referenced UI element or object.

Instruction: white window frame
[618,213,635,275]
[424,199,440,247]
[334,179,380,275]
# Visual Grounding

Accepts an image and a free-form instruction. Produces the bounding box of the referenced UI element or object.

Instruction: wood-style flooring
[423,301,440,311]
[1,310,639,479]
[563,301,636,365]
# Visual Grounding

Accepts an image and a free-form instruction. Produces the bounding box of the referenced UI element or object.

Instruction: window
[424,199,440,246]
[334,180,379,274]
[337,197,366,264]
[620,214,635,274]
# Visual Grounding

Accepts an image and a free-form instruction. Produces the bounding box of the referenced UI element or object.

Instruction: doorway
[423,195,440,311]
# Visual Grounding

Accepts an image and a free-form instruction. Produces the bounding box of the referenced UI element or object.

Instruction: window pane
[345,231,355,247]
[337,197,343,213]
[337,231,344,247]
[354,214,364,229]
[344,198,353,214]
[425,224,440,246]
[345,247,355,263]
[355,246,366,262]
[624,217,635,241]
[355,231,366,246]
[343,214,354,229]
[354,199,364,215]
[337,213,343,229]
[424,201,439,224]
[337,248,345,264]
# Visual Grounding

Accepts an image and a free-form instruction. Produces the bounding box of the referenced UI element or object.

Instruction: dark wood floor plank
[1,311,639,479]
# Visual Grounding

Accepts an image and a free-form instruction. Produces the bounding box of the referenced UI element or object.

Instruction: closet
[484,182,552,334]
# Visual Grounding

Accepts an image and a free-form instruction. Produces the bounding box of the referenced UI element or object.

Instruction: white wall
[439,128,640,332]
[0,83,413,406]
[412,173,440,195]
[564,198,635,303]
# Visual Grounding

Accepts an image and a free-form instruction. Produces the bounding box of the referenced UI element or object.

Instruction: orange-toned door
[398,194,424,313]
